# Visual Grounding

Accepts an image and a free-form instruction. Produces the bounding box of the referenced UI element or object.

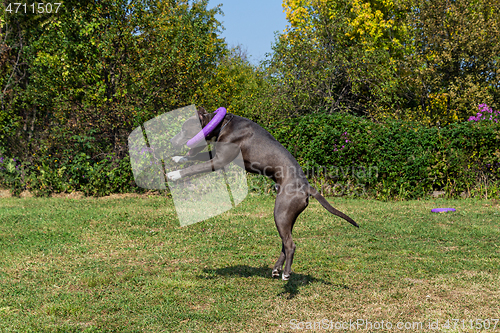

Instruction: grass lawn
[0,194,499,332]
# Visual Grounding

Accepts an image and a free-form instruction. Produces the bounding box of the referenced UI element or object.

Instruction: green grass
[0,194,499,332]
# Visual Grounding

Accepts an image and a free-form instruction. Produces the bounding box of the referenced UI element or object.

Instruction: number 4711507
[6,3,62,14]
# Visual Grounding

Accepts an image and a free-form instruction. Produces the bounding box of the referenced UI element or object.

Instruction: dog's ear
[197,107,208,121]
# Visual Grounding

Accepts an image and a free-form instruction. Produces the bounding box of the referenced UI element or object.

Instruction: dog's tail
[307,185,359,228]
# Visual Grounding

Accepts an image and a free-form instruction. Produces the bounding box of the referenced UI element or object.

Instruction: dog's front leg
[167,144,238,181]
[172,144,213,163]
[172,149,216,163]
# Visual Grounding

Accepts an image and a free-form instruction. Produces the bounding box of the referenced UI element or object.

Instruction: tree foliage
[0,0,226,162]
[199,45,269,120]
[266,0,499,124]
[404,0,500,125]
[263,0,409,119]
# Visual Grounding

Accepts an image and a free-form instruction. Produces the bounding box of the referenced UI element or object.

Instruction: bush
[0,151,138,197]
[267,113,500,200]
[2,114,499,200]
[0,156,23,196]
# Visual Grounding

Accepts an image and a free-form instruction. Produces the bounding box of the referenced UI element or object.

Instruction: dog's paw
[272,269,280,278]
[172,156,188,163]
[167,170,182,181]
[282,273,290,281]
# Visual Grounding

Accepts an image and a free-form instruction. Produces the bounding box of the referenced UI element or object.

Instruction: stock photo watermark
[4,2,62,14]
[128,105,248,227]
[288,318,500,331]
[128,105,376,226]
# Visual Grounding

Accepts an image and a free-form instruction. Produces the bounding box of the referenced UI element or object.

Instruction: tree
[404,0,500,124]
[0,0,227,163]
[266,0,499,124]
[197,45,269,121]
[263,0,411,119]
[0,2,42,158]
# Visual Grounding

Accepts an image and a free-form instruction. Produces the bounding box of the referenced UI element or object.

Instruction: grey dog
[168,107,358,280]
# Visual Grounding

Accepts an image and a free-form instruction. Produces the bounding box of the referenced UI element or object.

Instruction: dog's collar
[216,114,234,142]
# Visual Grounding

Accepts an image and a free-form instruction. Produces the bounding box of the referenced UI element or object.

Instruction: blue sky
[207,1,289,64]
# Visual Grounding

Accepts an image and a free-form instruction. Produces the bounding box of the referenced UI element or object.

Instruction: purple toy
[431,208,456,213]
[186,107,227,148]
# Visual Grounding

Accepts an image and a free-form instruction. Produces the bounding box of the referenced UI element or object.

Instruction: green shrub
[267,113,500,200]
[83,155,136,197]
[0,156,23,196]
[1,151,138,197]
[2,114,499,200]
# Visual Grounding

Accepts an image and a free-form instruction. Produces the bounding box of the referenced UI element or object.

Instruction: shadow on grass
[199,265,349,299]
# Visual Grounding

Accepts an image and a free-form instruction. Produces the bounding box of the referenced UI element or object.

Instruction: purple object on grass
[431,208,456,213]
[186,107,227,148]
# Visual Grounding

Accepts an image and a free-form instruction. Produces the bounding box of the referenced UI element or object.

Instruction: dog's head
[170,107,210,151]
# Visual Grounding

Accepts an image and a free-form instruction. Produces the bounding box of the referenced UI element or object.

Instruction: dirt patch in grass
[99,192,156,199]
[51,191,85,199]
[19,190,33,198]
[0,190,163,199]
[0,189,11,198]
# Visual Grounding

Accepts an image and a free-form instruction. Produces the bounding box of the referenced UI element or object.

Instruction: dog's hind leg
[272,244,285,278]
[272,190,309,280]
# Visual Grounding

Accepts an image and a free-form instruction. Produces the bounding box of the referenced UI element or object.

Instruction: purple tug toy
[186,107,227,148]
[431,208,456,213]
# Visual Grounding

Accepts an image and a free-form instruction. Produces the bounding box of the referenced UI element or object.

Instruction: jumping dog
[169,107,358,280]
